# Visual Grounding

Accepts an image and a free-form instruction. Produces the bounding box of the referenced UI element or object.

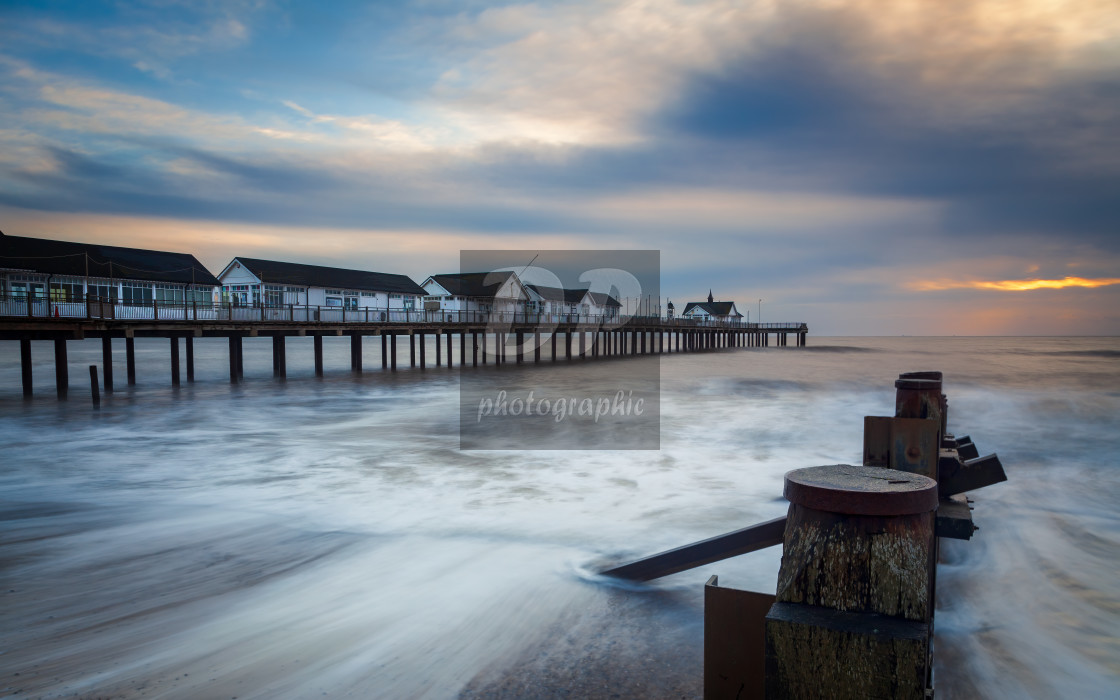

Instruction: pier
[0,299,807,398]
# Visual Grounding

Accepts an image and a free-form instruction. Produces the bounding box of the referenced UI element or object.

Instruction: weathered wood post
[419,331,426,369]
[315,334,324,376]
[20,338,33,397]
[516,331,524,364]
[185,335,194,382]
[89,365,100,406]
[390,332,397,370]
[436,328,442,366]
[101,337,114,391]
[228,335,239,384]
[351,334,362,372]
[170,336,180,386]
[766,464,937,700]
[54,338,68,398]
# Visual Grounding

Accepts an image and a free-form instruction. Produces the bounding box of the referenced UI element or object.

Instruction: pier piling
[315,335,324,376]
[125,336,136,385]
[350,334,362,372]
[228,336,239,384]
[89,364,100,406]
[20,338,32,396]
[185,336,194,382]
[54,338,68,398]
[101,337,114,391]
[171,337,180,386]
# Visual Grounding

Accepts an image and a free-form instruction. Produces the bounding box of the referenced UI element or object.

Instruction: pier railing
[0,294,805,330]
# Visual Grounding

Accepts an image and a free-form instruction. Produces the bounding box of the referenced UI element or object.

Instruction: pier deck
[1,304,808,398]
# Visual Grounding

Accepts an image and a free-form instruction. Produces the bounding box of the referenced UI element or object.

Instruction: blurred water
[0,336,1117,698]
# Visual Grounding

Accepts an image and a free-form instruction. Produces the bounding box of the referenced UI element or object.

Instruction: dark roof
[585,290,622,307]
[231,257,426,295]
[682,301,742,317]
[428,271,517,297]
[0,233,219,285]
[527,284,621,306]
[526,284,586,304]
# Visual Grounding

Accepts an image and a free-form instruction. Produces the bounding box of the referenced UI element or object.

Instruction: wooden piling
[460,331,466,366]
[89,365,100,406]
[20,338,32,396]
[54,338,68,398]
[351,334,362,372]
[315,335,324,376]
[419,331,426,369]
[185,336,194,382]
[171,337,181,386]
[516,331,524,364]
[472,331,478,366]
[101,337,114,391]
[446,330,453,367]
[228,335,239,384]
[436,329,442,366]
[765,464,937,700]
[390,332,397,370]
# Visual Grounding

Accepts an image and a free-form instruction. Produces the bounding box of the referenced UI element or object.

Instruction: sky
[1,0,1118,335]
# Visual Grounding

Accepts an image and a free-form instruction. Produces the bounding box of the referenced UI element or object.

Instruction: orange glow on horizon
[910,276,1120,292]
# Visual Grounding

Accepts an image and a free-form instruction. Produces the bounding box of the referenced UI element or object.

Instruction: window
[155,284,184,303]
[360,291,377,298]
[87,281,118,301]
[121,282,153,305]
[49,277,83,302]
[264,284,284,306]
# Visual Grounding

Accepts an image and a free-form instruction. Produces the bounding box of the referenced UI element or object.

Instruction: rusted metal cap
[895,377,941,391]
[898,370,943,382]
[784,465,939,516]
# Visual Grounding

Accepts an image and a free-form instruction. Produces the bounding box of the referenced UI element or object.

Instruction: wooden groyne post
[765,464,938,699]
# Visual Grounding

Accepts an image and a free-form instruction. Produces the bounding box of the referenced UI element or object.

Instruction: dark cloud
[653,6,1120,244]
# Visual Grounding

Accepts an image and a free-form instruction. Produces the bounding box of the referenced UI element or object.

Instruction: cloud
[910,277,1120,292]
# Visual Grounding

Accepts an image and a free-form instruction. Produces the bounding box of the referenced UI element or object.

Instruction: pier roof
[682,301,742,317]
[0,233,219,285]
[527,285,622,307]
[526,284,586,303]
[228,257,426,295]
[427,271,518,297]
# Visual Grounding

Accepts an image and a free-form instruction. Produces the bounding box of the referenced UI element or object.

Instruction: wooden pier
[0,312,808,398]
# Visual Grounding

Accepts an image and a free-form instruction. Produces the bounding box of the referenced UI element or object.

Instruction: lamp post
[758,299,762,325]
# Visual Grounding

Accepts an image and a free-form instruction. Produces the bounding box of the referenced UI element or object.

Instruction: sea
[1,335,1117,699]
